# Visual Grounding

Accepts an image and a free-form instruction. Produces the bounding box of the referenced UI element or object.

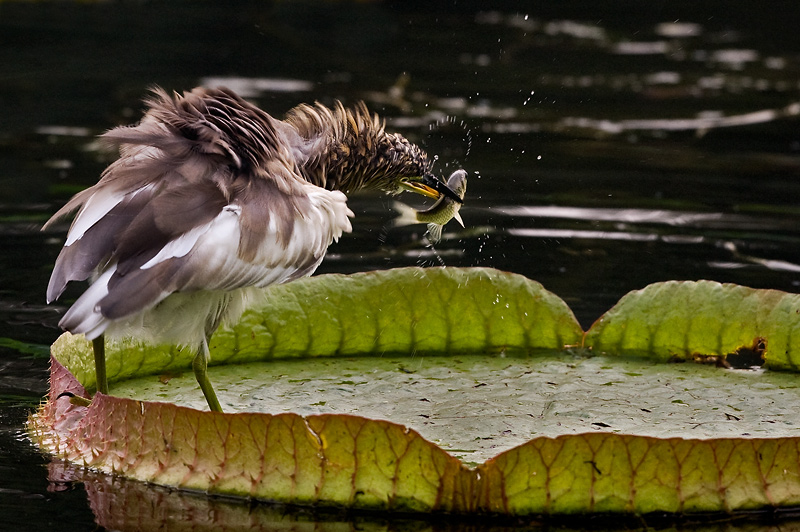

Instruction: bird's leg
[92,335,109,395]
[192,336,222,412]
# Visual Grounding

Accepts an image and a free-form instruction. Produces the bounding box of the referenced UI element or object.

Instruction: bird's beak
[400,174,464,203]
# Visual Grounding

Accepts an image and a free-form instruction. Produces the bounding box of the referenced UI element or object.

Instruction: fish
[392,169,467,244]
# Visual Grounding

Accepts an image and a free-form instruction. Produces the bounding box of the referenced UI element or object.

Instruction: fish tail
[426,223,443,244]
[391,200,420,227]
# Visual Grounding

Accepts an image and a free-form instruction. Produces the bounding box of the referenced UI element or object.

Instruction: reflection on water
[198,76,315,96]
[3,1,800,530]
[496,205,755,227]
[561,103,800,135]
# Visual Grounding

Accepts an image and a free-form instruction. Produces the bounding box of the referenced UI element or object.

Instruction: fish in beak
[400,173,464,203]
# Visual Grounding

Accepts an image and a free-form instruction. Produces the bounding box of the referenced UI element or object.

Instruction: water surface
[2,1,800,530]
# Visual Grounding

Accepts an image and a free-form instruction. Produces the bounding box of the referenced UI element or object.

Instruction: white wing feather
[62,183,353,347]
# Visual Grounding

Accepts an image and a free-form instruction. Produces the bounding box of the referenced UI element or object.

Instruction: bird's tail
[59,268,114,340]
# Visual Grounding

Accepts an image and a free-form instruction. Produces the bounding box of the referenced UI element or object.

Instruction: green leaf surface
[111,353,800,463]
[27,269,800,517]
[584,280,800,369]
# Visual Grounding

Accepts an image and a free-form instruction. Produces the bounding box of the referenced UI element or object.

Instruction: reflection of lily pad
[27,269,800,515]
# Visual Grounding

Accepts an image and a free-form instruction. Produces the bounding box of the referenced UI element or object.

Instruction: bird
[44,86,462,412]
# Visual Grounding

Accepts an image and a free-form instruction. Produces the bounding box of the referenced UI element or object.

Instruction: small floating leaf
[0,337,51,358]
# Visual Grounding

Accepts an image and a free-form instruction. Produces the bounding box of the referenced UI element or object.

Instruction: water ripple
[494,205,766,229]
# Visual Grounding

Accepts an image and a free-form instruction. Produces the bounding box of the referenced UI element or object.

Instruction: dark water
[2,1,800,530]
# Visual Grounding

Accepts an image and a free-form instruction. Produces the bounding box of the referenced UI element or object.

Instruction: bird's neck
[284,102,406,194]
[299,134,401,194]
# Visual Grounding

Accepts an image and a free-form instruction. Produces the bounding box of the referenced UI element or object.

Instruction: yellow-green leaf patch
[585,280,800,369]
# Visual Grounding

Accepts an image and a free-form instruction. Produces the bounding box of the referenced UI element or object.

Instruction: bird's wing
[45,150,232,303]
[49,87,355,340]
[45,86,288,302]
[58,181,353,338]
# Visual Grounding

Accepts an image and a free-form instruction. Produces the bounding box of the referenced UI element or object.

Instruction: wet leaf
[476,433,800,514]
[112,352,800,456]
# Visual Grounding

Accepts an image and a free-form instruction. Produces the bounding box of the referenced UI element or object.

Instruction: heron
[44,86,461,412]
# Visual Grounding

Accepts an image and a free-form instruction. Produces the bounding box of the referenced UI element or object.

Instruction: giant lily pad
[27,268,800,516]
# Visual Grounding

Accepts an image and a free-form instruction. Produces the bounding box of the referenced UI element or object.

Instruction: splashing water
[423,115,474,172]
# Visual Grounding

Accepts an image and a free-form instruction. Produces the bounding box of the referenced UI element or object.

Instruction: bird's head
[380,134,464,203]
[286,101,462,203]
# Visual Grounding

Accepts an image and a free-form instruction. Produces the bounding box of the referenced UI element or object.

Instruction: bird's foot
[193,338,223,413]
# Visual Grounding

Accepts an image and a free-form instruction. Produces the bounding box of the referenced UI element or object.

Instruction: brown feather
[285,100,430,192]
[46,185,155,302]
[46,87,432,352]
